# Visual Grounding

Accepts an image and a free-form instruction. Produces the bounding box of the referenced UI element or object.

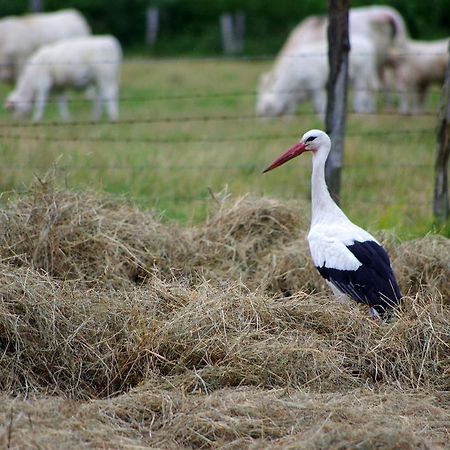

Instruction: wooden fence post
[325,0,350,205]
[30,0,43,12]
[234,12,245,53]
[220,12,245,54]
[145,7,159,46]
[433,41,450,223]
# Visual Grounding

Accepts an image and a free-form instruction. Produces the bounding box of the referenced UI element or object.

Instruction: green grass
[0,57,447,238]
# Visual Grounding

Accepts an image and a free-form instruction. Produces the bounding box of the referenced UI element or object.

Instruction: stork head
[263,129,331,173]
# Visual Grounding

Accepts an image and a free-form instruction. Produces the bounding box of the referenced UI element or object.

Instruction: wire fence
[0,127,434,143]
[0,54,443,217]
[4,49,448,66]
[0,111,436,129]
[1,88,443,109]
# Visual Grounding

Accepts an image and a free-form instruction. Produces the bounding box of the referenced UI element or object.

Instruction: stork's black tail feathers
[316,240,402,319]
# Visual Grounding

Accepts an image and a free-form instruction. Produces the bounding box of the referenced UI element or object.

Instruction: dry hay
[189,194,316,293]
[0,180,192,287]
[0,262,448,399]
[1,182,447,297]
[1,386,449,449]
[393,235,450,302]
[0,182,449,448]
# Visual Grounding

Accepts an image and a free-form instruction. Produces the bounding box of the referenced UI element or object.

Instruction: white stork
[263,129,402,319]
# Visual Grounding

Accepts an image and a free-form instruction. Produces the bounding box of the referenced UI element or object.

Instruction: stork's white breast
[307,222,377,271]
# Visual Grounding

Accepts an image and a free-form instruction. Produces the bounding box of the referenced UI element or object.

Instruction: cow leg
[100,84,119,121]
[91,87,103,121]
[57,93,71,122]
[32,88,49,123]
[312,89,326,123]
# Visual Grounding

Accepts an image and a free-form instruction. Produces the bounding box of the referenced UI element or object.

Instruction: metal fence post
[433,41,450,223]
[325,0,350,205]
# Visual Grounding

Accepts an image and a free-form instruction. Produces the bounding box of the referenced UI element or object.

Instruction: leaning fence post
[433,41,450,223]
[325,0,350,205]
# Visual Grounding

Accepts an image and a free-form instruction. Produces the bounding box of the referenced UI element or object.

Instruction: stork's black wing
[316,240,402,315]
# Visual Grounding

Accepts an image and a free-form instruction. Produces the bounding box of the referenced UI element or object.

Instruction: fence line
[0,127,433,145]
[0,183,431,209]
[0,162,432,172]
[0,111,438,129]
[1,88,443,107]
[4,50,448,66]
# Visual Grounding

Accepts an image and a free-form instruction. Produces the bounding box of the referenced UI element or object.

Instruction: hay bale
[0,264,192,398]
[190,195,314,293]
[0,185,449,397]
[0,181,192,286]
[3,387,446,449]
[150,283,450,393]
[393,235,450,301]
[2,265,448,399]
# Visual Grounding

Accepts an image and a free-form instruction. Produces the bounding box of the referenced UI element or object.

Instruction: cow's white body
[391,38,449,114]
[5,35,122,122]
[256,6,409,118]
[256,36,379,119]
[0,9,91,83]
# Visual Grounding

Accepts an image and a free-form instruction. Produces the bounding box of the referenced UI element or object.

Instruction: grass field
[0,58,446,237]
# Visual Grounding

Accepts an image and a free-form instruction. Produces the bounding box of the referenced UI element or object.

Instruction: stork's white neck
[310,150,348,225]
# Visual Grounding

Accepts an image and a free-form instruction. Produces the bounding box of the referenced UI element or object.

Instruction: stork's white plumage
[263,129,402,318]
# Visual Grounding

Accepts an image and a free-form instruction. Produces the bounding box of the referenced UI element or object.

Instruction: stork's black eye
[305,136,316,143]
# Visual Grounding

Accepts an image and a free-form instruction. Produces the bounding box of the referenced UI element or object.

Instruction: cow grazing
[256,5,409,118]
[0,9,90,84]
[5,35,122,122]
[389,38,449,114]
[256,35,379,119]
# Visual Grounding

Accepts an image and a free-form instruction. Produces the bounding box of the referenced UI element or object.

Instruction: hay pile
[0,180,192,286]
[1,387,449,449]
[0,182,449,448]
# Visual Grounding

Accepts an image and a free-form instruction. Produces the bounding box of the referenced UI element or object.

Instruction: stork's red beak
[262,142,307,173]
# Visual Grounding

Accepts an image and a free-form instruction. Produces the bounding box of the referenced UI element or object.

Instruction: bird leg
[369,307,381,322]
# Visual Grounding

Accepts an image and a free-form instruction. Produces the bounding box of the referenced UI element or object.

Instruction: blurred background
[1,0,449,55]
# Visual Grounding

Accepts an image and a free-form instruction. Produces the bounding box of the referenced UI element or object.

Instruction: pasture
[0,58,449,449]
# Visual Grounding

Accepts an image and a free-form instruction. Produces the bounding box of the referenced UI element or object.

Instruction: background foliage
[0,0,449,54]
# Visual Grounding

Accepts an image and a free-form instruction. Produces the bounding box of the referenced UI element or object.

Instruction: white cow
[256,35,379,119]
[390,38,449,114]
[349,6,408,78]
[279,6,408,76]
[0,9,90,84]
[5,35,122,122]
[256,5,409,118]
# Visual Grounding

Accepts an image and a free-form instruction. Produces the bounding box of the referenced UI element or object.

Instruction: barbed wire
[0,161,432,172]
[2,49,448,67]
[0,127,433,145]
[0,183,431,208]
[1,86,443,107]
[0,109,438,129]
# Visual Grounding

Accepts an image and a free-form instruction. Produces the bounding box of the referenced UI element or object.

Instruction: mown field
[0,58,449,449]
